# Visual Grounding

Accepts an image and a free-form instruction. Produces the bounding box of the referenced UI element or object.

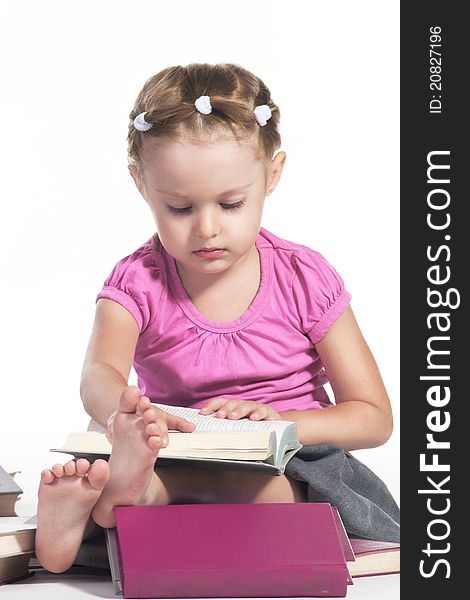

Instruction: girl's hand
[106,394,196,444]
[106,412,116,444]
[199,398,281,421]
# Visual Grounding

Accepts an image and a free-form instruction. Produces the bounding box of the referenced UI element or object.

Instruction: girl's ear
[266,151,286,196]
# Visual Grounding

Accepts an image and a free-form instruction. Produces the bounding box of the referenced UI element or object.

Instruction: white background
[0,0,399,516]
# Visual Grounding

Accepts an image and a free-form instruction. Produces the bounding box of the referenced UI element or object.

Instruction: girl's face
[130,133,285,280]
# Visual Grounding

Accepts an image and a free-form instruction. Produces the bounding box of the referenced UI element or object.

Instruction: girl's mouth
[193,248,226,259]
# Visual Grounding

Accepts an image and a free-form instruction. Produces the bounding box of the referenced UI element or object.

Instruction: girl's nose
[194,209,221,239]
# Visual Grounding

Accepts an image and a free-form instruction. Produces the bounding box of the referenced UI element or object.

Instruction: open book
[51,403,303,475]
[0,466,23,517]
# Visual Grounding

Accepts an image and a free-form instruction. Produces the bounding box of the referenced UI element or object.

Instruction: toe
[141,406,157,424]
[87,459,110,491]
[64,461,77,476]
[75,458,90,476]
[145,423,160,436]
[137,396,151,416]
[51,464,65,478]
[40,469,55,484]
[148,435,166,451]
[119,386,140,414]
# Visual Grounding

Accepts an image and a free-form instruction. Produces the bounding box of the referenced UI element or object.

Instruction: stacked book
[50,405,399,596]
[0,465,36,585]
[104,502,399,598]
[2,403,400,594]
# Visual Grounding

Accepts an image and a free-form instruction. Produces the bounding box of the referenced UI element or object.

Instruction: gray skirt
[285,444,400,542]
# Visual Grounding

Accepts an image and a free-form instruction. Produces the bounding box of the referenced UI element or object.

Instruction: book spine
[123,564,349,598]
[105,528,122,594]
[0,571,35,586]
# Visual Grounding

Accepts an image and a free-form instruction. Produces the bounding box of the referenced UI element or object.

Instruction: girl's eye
[167,200,246,215]
[167,206,191,215]
[220,200,245,211]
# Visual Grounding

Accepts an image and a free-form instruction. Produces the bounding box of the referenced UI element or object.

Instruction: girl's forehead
[140,135,269,191]
[141,133,266,176]
[144,132,259,158]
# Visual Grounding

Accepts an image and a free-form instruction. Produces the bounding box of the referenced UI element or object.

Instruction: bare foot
[35,458,109,573]
[91,386,168,528]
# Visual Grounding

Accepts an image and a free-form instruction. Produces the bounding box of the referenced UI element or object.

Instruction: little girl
[35,63,394,572]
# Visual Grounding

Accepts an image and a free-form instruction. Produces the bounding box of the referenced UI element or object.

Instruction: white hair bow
[133,112,152,132]
[194,95,212,115]
[253,104,272,127]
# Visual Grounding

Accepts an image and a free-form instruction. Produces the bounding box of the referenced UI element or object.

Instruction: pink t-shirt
[96,227,351,413]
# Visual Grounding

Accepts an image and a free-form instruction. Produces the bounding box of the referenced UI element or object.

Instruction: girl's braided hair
[128,63,281,180]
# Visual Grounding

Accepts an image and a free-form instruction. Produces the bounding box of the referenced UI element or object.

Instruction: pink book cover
[113,502,352,598]
[330,507,355,564]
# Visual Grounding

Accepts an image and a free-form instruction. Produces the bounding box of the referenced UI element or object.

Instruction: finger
[199,400,224,414]
[216,400,244,419]
[249,406,271,420]
[141,405,159,424]
[106,412,116,429]
[168,415,196,432]
[154,418,169,437]
[199,398,230,415]
[226,401,257,419]
[144,415,169,437]
[146,423,169,447]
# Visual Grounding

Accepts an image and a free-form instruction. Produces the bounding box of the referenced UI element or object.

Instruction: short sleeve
[95,251,154,333]
[291,247,352,344]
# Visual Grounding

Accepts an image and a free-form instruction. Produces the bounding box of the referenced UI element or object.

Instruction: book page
[153,403,285,433]
[0,516,37,533]
[153,404,300,468]
[79,404,299,469]
[55,430,273,461]
[88,404,294,439]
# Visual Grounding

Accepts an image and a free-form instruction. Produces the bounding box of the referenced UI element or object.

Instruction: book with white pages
[51,403,303,475]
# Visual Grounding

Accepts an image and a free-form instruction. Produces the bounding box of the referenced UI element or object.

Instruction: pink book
[108,502,353,598]
[331,507,355,564]
[348,539,400,577]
